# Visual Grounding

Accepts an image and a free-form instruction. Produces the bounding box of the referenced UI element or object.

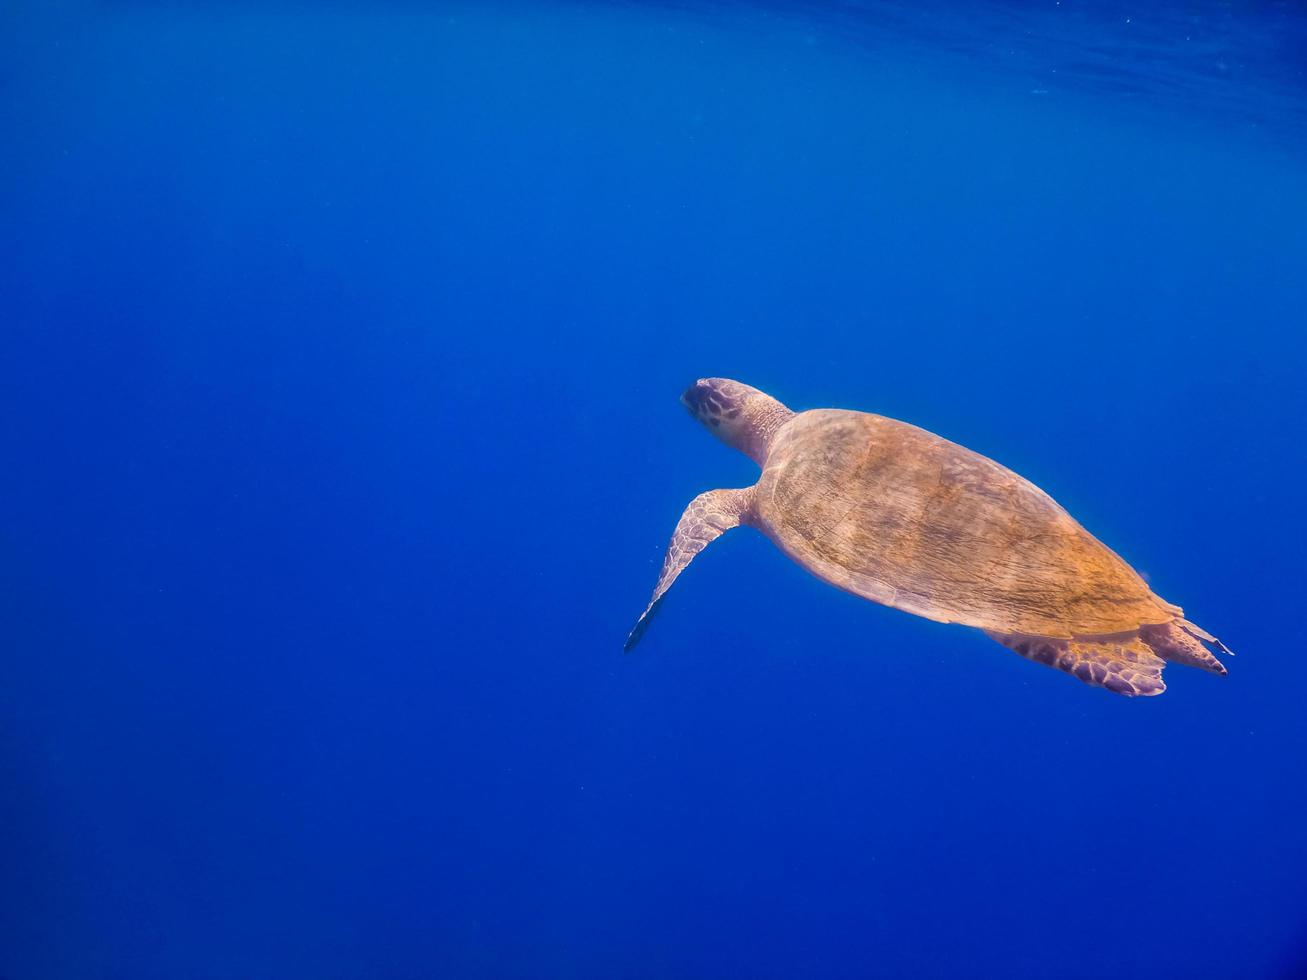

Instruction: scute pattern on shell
[754,410,1179,638]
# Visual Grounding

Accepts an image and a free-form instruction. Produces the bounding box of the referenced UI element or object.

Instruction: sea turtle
[626,378,1230,697]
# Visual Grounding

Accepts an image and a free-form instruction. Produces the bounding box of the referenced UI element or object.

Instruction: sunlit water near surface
[646,0,1307,138]
[3,2,1306,977]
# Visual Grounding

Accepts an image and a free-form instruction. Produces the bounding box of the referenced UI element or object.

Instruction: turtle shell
[752,410,1179,638]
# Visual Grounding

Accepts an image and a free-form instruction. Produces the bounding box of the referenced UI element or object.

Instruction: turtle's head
[681,378,795,466]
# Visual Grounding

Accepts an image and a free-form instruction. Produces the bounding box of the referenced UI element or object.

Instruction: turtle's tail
[1139,619,1230,675]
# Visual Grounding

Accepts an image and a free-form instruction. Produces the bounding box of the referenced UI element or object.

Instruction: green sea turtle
[626,378,1230,697]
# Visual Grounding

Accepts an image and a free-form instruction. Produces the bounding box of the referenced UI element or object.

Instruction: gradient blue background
[3,2,1306,977]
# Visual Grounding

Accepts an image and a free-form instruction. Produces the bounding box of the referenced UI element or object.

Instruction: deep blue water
[3,2,1307,977]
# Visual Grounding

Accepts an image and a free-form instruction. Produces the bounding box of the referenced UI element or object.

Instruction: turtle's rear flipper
[985,631,1168,697]
[625,486,754,652]
[1140,621,1229,675]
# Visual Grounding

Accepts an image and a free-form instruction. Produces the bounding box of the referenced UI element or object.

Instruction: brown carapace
[626,378,1230,697]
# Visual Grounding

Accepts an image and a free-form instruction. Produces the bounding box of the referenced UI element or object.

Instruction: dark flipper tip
[623,597,664,653]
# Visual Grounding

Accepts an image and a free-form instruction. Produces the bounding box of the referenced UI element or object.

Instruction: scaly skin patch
[986,631,1168,697]
[625,486,754,652]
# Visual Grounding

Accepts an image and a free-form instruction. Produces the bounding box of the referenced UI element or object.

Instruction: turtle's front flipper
[625,487,755,652]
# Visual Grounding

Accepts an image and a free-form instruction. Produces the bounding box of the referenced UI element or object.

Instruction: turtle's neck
[740,397,796,466]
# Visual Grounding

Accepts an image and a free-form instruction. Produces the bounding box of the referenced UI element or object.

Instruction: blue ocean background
[3,2,1307,977]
